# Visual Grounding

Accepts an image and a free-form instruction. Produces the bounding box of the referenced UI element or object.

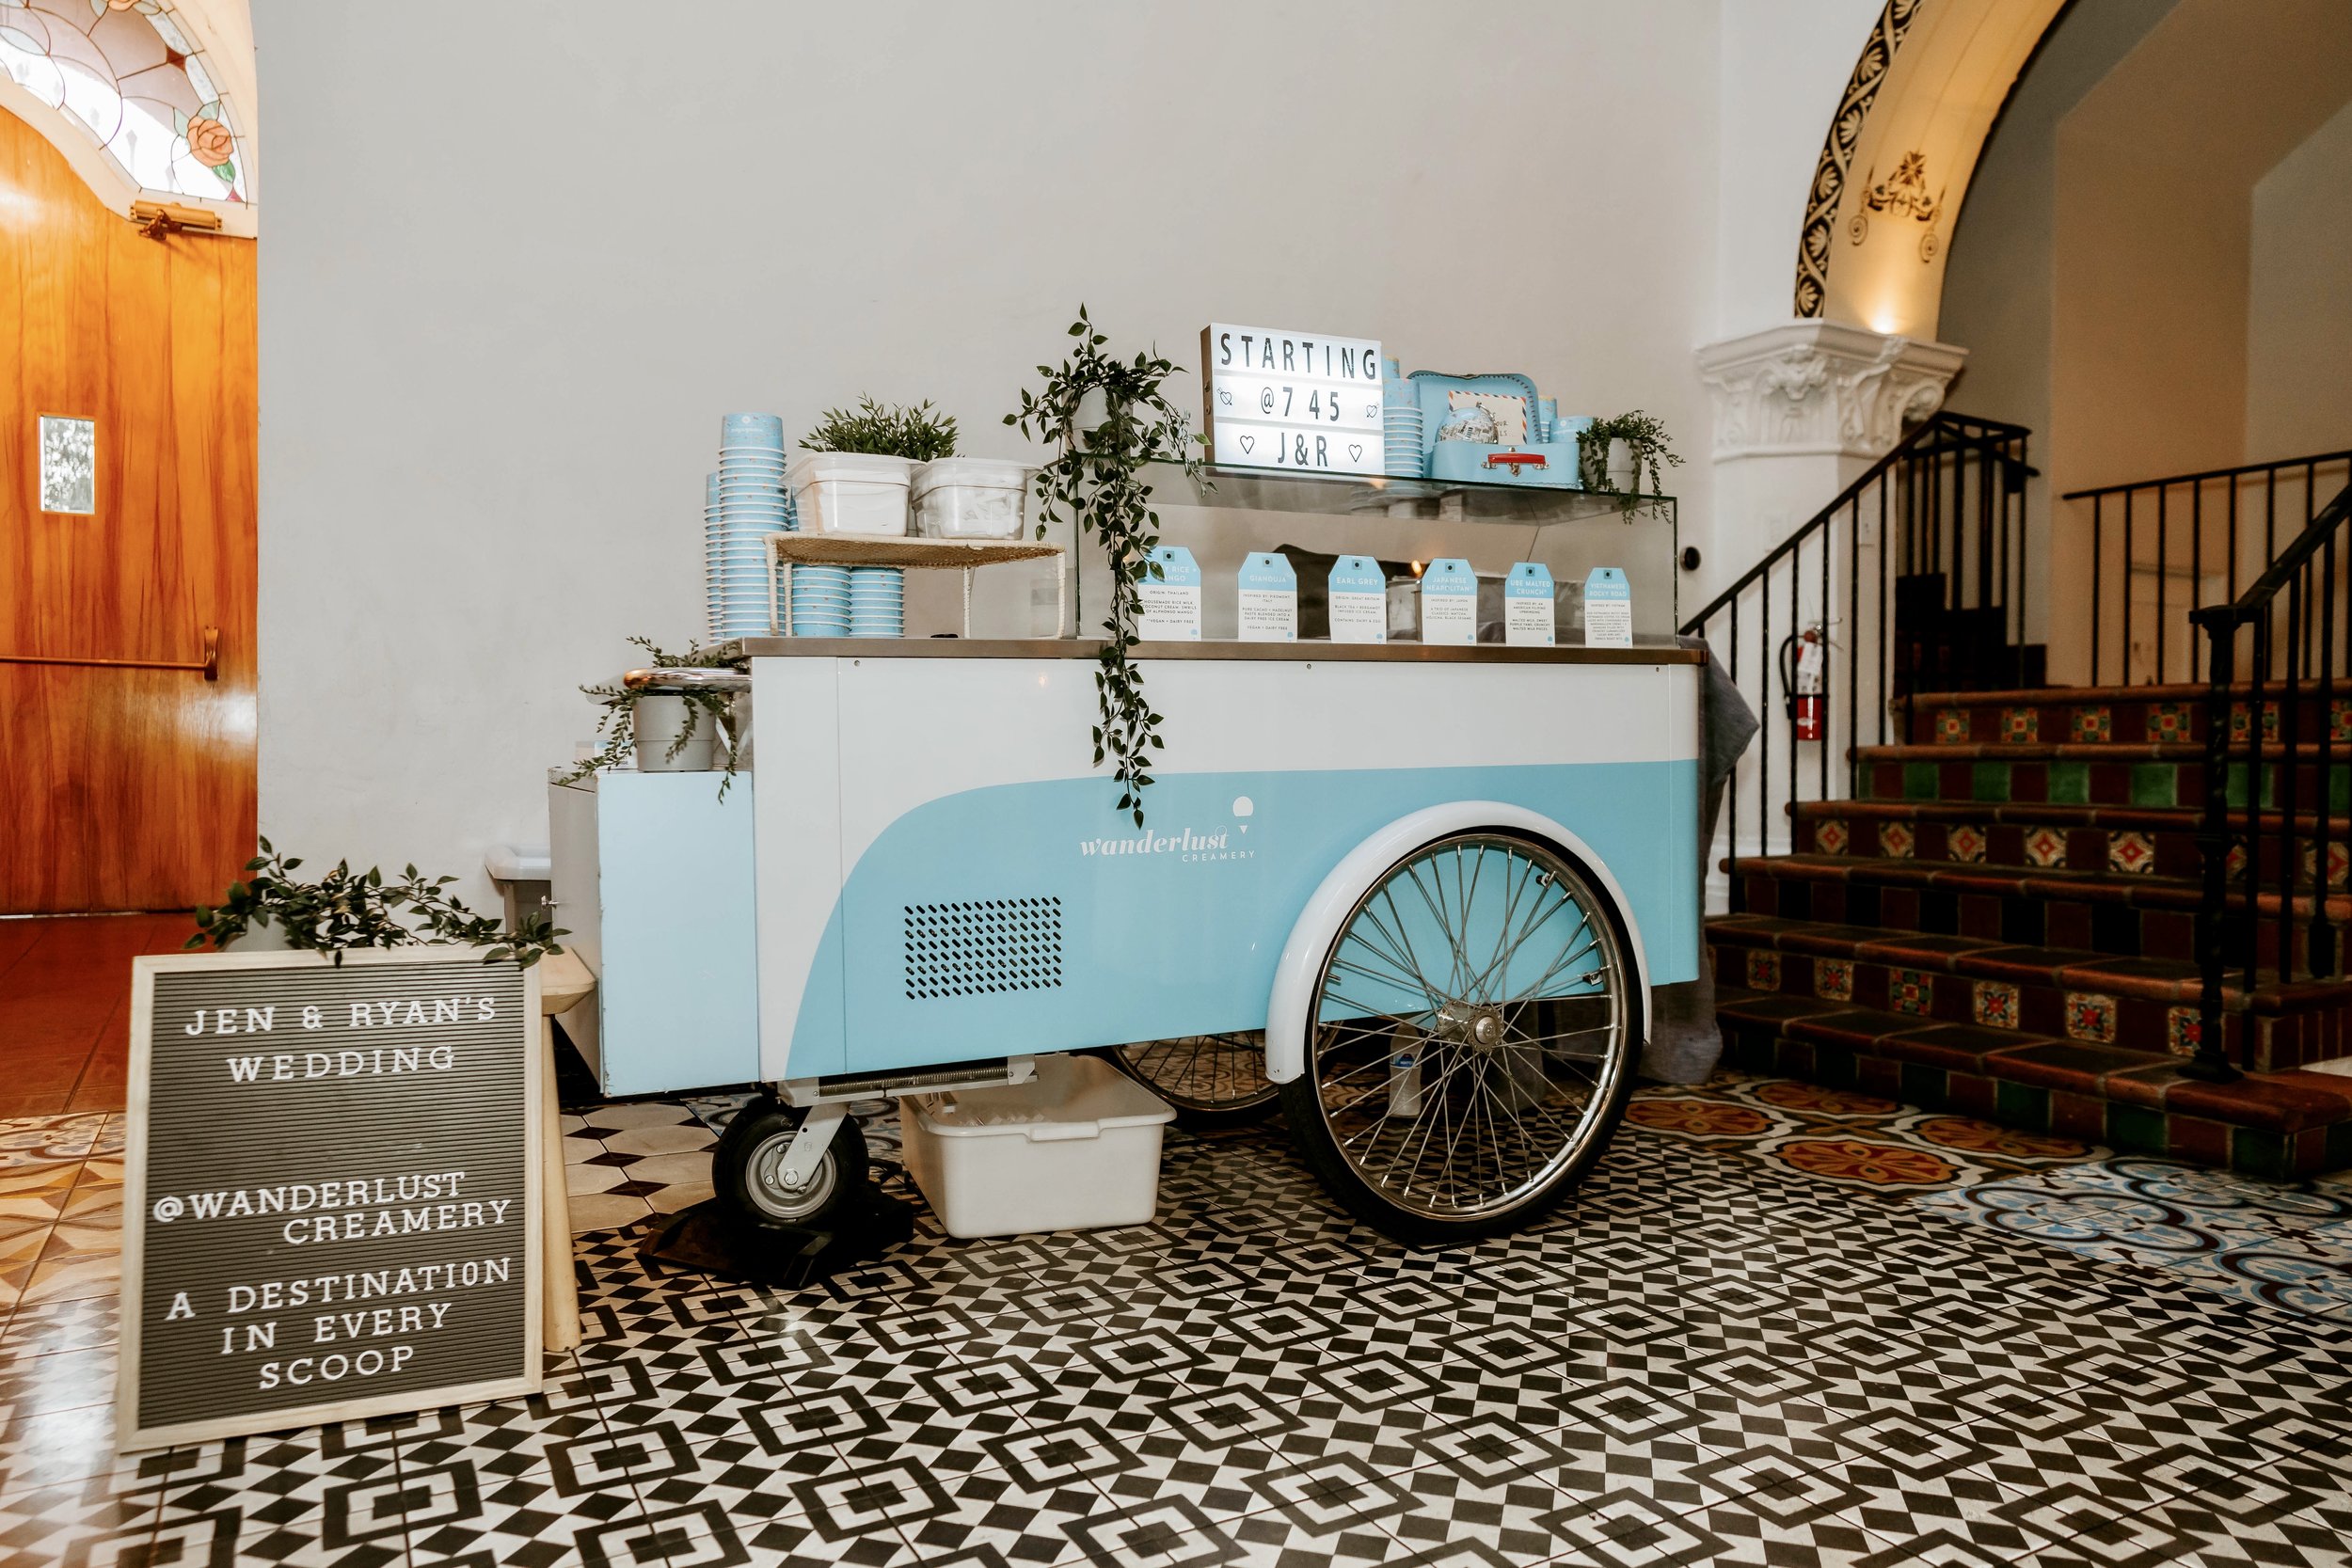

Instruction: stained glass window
[0,0,246,204]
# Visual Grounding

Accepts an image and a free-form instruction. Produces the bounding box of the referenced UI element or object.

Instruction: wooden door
[0,105,256,913]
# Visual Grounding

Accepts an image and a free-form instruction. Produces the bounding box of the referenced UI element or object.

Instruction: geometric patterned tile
[5,1074,2350,1568]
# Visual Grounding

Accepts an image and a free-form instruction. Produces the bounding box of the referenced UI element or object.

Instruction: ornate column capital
[1694,321,1966,462]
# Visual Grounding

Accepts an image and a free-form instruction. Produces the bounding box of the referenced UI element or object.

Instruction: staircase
[1682,418,2352,1180]
[1710,680,2352,1179]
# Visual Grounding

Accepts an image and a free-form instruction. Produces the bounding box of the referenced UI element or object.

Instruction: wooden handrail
[0,626,218,681]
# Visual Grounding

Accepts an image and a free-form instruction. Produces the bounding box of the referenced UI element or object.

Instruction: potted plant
[1007,306,1202,826]
[792,397,959,535]
[802,396,960,462]
[564,636,748,796]
[187,838,566,965]
[1577,410,1683,515]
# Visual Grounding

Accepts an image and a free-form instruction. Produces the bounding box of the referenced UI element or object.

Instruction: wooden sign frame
[119,947,543,1451]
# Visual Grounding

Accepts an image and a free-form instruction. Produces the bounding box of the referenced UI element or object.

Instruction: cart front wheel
[713,1098,870,1228]
[1107,1032,1279,1130]
[1279,831,1638,1243]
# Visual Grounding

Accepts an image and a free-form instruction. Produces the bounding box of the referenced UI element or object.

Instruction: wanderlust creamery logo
[1077,796,1260,863]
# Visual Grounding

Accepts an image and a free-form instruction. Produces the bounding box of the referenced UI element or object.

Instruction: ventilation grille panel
[904,896,1064,1000]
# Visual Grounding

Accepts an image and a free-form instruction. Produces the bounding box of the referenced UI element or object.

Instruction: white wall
[1711,0,1887,339]
[259,0,1838,900]
[2249,98,2352,459]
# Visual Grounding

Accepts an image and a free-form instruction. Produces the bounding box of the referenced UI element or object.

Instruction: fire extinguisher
[1780,626,1827,742]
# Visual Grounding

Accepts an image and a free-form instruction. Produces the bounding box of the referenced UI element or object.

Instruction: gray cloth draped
[1641,636,1760,1084]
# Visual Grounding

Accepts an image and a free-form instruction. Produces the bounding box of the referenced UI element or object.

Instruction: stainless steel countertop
[736,636,1703,666]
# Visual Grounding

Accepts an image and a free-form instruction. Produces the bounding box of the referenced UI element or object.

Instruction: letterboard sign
[1201,323,1384,476]
[119,948,542,1450]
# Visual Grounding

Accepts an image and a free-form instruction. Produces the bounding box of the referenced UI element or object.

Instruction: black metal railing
[2068,451,2352,688]
[2186,477,2352,1083]
[1680,411,2032,911]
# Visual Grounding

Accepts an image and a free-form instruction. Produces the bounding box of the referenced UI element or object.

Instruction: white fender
[1263,801,1651,1084]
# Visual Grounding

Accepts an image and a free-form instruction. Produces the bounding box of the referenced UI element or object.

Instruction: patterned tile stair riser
[1797,805,2352,895]
[1803,810,2217,878]
[1904,686,2352,749]
[7,1081,2352,1568]
[1859,750,2352,815]
[1722,942,2244,1058]
[1708,925,2352,1074]
[1729,860,2343,981]
[1712,1003,2352,1180]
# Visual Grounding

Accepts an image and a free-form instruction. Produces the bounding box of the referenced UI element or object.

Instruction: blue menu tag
[1504,562,1554,647]
[1584,565,1632,648]
[1139,546,1201,640]
[1236,552,1297,642]
[1421,558,1477,645]
[1327,554,1386,643]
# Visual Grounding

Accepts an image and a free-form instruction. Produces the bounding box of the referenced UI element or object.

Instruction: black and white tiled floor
[7,1077,2352,1567]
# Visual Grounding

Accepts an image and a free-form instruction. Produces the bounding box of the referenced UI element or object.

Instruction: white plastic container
[787,451,914,536]
[912,457,1032,540]
[899,1053,1175,1238]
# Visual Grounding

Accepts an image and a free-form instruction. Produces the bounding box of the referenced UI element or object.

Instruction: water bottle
[1387,1048,1423,1118]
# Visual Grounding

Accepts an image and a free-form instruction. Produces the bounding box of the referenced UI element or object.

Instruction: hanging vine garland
[1008,307,1203,827]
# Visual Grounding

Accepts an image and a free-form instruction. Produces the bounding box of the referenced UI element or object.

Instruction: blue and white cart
[721,628,1702,1243]
[557,474,1700,1243]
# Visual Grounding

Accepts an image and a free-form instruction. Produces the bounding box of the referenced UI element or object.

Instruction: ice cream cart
[679,466,1703,1245]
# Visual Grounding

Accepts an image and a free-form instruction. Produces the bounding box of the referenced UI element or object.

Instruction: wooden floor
[0,914,192,1117]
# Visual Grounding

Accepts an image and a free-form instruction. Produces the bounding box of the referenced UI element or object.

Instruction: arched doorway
[1933,0,2352,683]
[1793,0,2064,339]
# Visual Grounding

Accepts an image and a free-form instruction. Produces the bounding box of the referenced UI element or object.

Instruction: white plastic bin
[899,1053,1175,1238]
[787,451,914,536]
[912,457,1032,540]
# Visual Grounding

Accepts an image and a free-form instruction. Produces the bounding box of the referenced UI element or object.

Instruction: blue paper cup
[720,413,785,447]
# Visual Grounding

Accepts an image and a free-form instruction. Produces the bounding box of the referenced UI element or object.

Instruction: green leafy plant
[802,396,960,461]
[1007,306,1202,827]
[186,838,567,966]
[1578,410,1683,515]
[563,637,748,797]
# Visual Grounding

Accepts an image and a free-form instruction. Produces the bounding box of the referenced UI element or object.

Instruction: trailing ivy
[1007,307,1202,826]
[187,838,567,966]
[563,636,748,798]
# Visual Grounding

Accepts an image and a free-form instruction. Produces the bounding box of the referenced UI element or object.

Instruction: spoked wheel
[1279,831,1639,1243]
[712,1097,870,1228]
[1108,1032,1279,1130]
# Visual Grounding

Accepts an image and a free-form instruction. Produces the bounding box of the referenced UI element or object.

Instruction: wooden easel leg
[539,1019,581,1353]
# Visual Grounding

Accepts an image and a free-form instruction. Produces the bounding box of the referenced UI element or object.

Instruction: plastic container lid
[911,457,1033,499]
[788,451,915,486]
[910,1053,1173,1142]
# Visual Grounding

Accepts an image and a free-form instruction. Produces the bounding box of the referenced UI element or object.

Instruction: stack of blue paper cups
[848,566,905,637]
[789,564,850,636]
[1384,389,1425,478]
[702,473,724,643]
[707,413,798,640]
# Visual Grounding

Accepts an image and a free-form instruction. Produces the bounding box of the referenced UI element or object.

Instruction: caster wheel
[713,1098,869,1228]
[1279,831,1641,1243]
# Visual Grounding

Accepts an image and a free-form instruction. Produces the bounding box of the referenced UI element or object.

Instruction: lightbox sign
[1200,324,1384,476]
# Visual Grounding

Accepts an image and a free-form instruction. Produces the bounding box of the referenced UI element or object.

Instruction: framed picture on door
[39,413,96,515]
